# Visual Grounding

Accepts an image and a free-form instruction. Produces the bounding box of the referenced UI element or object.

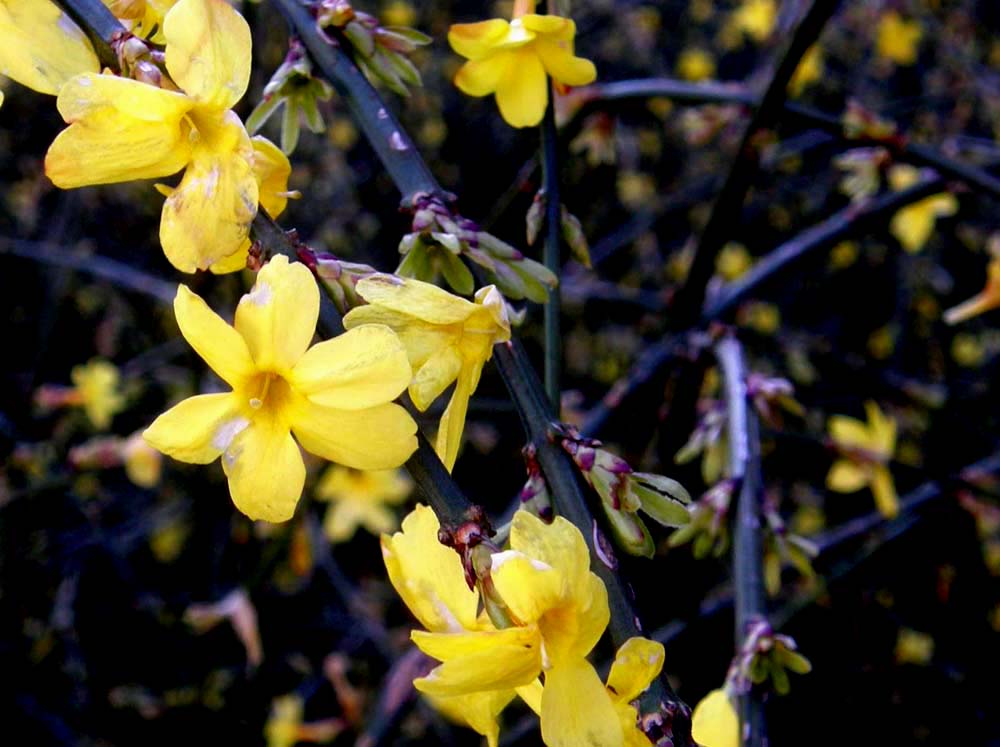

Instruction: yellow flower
[411,510,620,747]
[606,637,666,746]
[343,275,511,471]
[45,0,281,273]
[826,401,898,518]
[788,44,823,96]
[448,8,596,128]
[888,165,957,253]
[677,48,716,82]
[316,465,412,542]
[143,256,418,522]
[691,688,738,747]
[382,505,519,747]
[876,11,921,66]
[895,628,934,665]
[944,258,1000,324]
[122,431,163,487]
[731,0,776,43]
[0,0,98,100]
[264,694,303,747]
[71,359,126,429]
[104,0,178,40]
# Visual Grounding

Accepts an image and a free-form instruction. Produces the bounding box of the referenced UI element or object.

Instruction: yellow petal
[828,415,873,450]
[410,347,463,411]
[174,284,255,387]
[0,0,97,95]
[234,255,318,372]
[291,324,411,410]
[448,19,511,60]
[354,274,475,325]
[143,392,240,464]
[208,241,250,274]
[163,0,251,110]
[45,75,193,188]
[826,460,868,493]
[223,419,305,522]
[324,501,395,542]
[605,637,665,704]
[413,626,542,695]
[495,46,548,128]
[520,14,575,39]
[71,359,125,429]
[871,465,898,518]
[540,659,623,747]
[343,304,454,369]
[510,512,590,593]
[422,691,515,747]
[381,504,480,631]
[864,401,896,455]
[891,203,935,254]
[516,679,543,715]
[454,54,511,97]
[435,364,479,471]
[490,549,566,625]
[552,573,609,663]
[160,116,258,273]
[251,135,293,218]
[534,39,596,87]
[290,399,417,470]
[691,688,739,747]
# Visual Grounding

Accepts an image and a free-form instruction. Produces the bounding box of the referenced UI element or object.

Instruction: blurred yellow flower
[888,165,957,253]
[448,2,596,128]
[691,687,738,747]
[316,465,412,542]
[895,628,934,665]
[789,44,824,96]
[264,694,303,747]
[944,258,1000,325]
[122,431,163,487]
[46,0,290,273]
[411,510,619,747]
[381,0,416,27]
[677,48,716,82]
[876,11,922,66]
[716,242,752,281]
[71,359,126,430]
[343,275,511,471]
[144,256,418,522]
[0,0,98,101]
[382,505,519,747]
[731,0,776,42]
[826,401,898,518]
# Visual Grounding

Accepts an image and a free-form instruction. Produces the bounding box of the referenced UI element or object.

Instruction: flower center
[246,371,292,417]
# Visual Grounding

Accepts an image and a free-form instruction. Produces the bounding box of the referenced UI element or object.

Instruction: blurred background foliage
[1,0,1000,745]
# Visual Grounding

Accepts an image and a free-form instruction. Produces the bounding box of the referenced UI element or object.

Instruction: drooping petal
[163,0,251,110]
[825,460,868,493]
[208,241,250,274]
[173,284,255,387]
[46,75,193,188]
[828,415,874,450]
[343,304,454,369]
[381,504,480,631]
[290,399,417,470]
[560,574,609,661]
[871,465,899,519]
[448,19,511,60]
[234,255,318,372]
[251,135,293,219]
[540,659,623,747]
[412,626,542,694]
[691,688,739,747]
[143,392,240,464]
[223,418,305,522]
[291,324,411,410]
[423,691,515,747]
[489,550,565,626]
[516,680,544,715]
[354,274,475,325]
[161,121,258,273]
[454,54,511,97]
[0,0,98,95]
[605,637,665,704]
[509,512,591,594]
[534,38,596,87]
[435,363,479,471]
[410,347,463,411]
[495,46,548,128]
[521,14,576,40]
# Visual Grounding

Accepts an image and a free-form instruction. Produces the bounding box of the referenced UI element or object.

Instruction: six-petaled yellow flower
[691,687,739,747]
[411,510,619,747]
[888,165,957,254]
[143,256,418,522]
[382,504,525,747]
[448,0,596,128]
[826,401,898,518]
[45,0,287,273]
[316,465,412,542]
[71,359,126,430]
[0,0,98,107]
[343,275,511,471]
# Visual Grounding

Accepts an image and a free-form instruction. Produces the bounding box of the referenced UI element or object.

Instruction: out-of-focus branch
[540,84,563,409]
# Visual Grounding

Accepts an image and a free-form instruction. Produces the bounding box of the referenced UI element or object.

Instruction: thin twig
[540,83,563,409]
[716,335,767,746]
